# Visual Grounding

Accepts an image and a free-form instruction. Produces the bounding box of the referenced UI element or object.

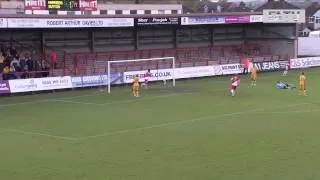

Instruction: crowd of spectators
[0,46,49,80]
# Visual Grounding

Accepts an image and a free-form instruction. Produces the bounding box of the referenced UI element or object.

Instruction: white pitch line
[49,88,231,106]
[51,99,105,106]
[0,102,312,141]
[0,87,227,108]
[0,128,77,141]
[257,109,320,114]
[0,91,106,108]
[53,92,195,106]
[78,102,311,140]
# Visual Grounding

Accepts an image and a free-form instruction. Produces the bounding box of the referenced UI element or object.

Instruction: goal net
[107,57,176,93]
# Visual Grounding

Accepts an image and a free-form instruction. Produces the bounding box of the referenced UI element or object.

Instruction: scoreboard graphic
[46,0,79,10]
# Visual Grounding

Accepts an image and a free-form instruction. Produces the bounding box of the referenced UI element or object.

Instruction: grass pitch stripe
[0,102,312,141]
[77,102,311,140]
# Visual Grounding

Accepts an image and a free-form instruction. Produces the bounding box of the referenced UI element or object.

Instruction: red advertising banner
[25,0,46,10]
[79,0,97,11]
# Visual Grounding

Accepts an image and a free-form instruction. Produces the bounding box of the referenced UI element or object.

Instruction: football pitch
[1,69,320,180]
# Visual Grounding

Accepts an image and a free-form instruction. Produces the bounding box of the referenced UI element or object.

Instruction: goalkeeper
[275,81,296,90]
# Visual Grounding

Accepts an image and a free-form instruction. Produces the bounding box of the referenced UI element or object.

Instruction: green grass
[1,69,320,180]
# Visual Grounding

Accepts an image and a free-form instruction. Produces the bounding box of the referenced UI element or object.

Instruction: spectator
[26,56,32,71]
[41,59,50,77]
[8,65,18,79]
[50,51,57,69]
[0,44,4,54]
[2,66,9,80]
[4,52,12,67]
[10,47,17,57]
[19,55,28,79]
[19,55,27,70]
[241,57,250,74]
[10,57,20,72]
[0,53,4,72]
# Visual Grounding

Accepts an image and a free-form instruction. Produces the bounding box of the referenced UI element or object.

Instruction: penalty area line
[0,102,313,141]
[0,128,77,141]
[49,88,231,106]
[77,102,311,141]
[52,92,195,106]
[0,91,107,108]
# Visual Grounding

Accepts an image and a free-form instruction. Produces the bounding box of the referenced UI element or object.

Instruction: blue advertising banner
[181,16,225,25]
[71,73,122,88]
[0,80,10,94]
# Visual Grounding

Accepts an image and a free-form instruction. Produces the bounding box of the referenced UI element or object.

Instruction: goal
[107,57,176,93]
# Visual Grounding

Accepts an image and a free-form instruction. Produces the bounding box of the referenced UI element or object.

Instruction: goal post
[107,57,176,94]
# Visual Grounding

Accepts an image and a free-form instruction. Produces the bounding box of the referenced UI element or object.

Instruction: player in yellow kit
[250,65,257,86]
[299,72,307,96]
[132,75,140,97]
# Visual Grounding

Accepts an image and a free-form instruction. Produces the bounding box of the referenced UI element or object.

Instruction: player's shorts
[133,85,139,91]
[144,79,148,84]
[300,84,305,90]
[250,75,257,81]
[231,85,238,90]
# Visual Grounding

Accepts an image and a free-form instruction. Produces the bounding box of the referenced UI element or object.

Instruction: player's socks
[231,90,235,96]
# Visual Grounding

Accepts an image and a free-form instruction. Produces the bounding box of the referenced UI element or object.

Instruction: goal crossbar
[107,56,176,93]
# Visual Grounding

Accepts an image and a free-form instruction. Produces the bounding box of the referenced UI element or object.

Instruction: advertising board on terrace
[7,18,134,28]
[0,14,263,28]
[24,0,47,10]
[135,17,180,26]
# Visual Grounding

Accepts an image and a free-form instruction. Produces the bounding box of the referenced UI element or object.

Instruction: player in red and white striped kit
[230,75,241,97]
[282,62,290,76]
[141,69,152,89]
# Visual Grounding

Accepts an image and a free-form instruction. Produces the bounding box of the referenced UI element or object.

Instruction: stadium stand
[0,0,295,79]
[48,45,286,76]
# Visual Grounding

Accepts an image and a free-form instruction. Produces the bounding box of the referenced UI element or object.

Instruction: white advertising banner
[9,76,72,93]
[181,16,225,25]
[9,79,39,93]
[215,63,243,75]
[250,15,263,23]
[263,9,305,23]
[7,18,134,28]
[39,76,72,90]
[123,69,173,83]
[123,66,216,83]
[290,57,320,69]
[174,66,215,79]
[0,18,7,28]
